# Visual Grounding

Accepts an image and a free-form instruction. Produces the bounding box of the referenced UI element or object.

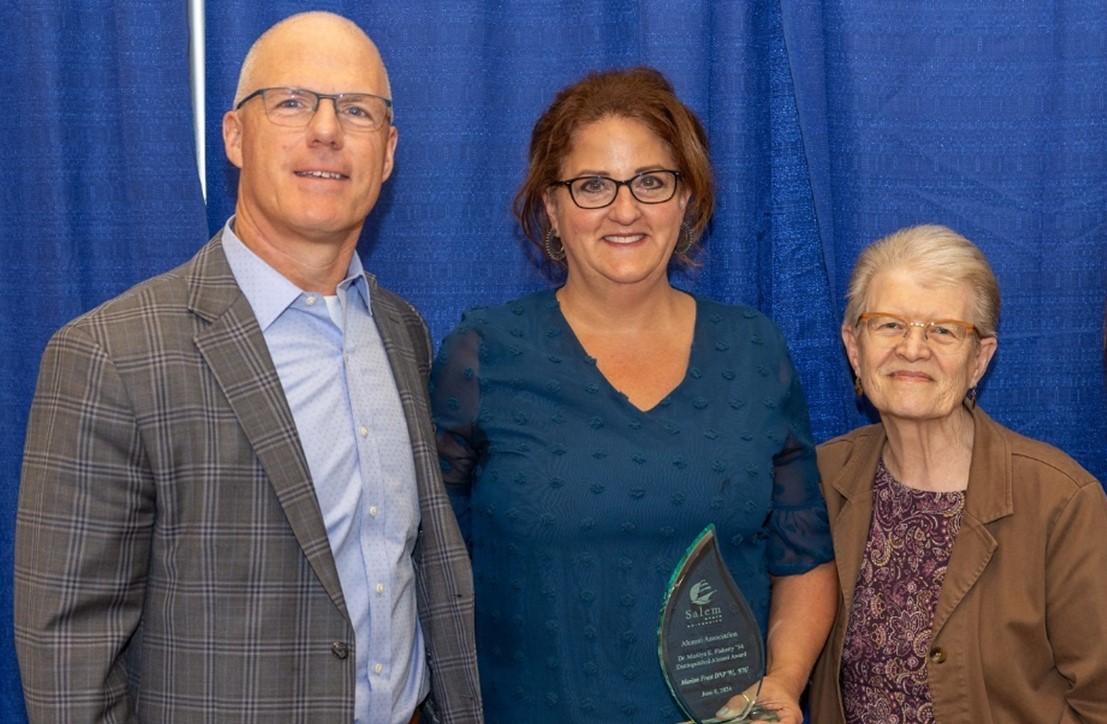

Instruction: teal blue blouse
[431,289,832,722]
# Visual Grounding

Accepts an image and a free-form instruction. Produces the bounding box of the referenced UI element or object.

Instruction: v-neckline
[549,291,700,414]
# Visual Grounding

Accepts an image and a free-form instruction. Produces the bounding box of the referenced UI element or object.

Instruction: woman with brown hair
[431,67,836,723]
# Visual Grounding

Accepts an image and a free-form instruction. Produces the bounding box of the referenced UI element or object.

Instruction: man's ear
[380,125,398,182]
[223,110,244,169]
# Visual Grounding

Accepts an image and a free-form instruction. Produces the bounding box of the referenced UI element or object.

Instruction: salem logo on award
[685,580,723,624]
[689,580,716,606]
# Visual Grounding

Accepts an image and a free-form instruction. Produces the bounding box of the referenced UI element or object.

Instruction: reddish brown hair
[514,67,715,265]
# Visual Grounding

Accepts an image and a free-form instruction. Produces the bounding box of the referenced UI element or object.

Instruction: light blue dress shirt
[222,223,428,724]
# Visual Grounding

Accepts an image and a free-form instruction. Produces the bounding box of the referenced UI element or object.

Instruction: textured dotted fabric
[430,289,832,722]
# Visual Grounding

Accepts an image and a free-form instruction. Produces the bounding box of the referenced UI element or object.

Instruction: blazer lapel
[826,428,883,612]
[931,407,1012,635]
[187,237,348,615]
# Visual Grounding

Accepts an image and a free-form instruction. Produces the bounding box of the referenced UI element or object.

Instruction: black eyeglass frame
[550,170,682,209]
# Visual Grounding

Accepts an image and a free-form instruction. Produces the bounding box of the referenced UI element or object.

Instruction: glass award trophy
[658,525,777,723]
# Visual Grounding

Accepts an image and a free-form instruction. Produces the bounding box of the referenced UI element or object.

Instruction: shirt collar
[220,218,371,331]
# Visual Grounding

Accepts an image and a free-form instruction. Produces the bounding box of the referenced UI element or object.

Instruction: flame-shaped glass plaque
[658,525,775,723]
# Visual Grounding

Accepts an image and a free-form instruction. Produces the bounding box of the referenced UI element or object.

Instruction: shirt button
[376,583,385,594]
[374,663,384,674]
[369,506,379,517]
[359,426,369,437]
[929,647,947,664]
[331,641,349,659]
[305,296,317,306]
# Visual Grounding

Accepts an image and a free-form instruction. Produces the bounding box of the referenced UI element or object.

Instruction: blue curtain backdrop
[0,1,207,719]
[3,0,1105,717]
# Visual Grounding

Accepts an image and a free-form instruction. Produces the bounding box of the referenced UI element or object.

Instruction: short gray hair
[843,224,1000,338]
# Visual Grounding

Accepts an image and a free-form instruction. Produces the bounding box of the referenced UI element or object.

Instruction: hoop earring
[675,223,693,256]
[544,228,565,261]
[854,376,864,397]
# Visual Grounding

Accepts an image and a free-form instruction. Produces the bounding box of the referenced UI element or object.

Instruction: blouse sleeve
[429,316,485,545]
[765,325,834,576]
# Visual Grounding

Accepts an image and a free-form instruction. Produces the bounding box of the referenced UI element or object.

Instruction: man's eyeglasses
[235,87,393,132]
[550,170,681,209]
[858,312,978,349]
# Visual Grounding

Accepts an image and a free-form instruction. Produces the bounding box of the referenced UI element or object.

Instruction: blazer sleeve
[15,322,151,722]
[1046,479,1107,721]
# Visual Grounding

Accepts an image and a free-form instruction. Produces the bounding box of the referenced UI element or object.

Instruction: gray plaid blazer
[14,234,482,723]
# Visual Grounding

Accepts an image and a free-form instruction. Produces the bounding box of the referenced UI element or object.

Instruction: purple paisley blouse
[840,459,965,724]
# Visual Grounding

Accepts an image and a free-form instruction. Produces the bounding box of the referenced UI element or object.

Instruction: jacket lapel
[827,426,884,612]
[187,236,348,616]
[931,407,1012,635]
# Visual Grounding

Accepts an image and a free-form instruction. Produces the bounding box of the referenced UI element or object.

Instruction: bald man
[14,12,482,723]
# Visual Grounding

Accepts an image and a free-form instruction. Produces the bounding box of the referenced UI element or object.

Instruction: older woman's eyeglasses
[235,87,393,131]
[858,312,977,349]
[551,170,681,209]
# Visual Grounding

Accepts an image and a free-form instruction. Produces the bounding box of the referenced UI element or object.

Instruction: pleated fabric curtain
[0,1,207,719]
[204,0,1106,468]
[792,1,1107,474]
[2,0,1105,718]
[202,0,859,434]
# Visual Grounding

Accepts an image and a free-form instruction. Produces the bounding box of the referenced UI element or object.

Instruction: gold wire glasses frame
[235,87,393,131]
[551,170,682,209]
[858,312,978,349]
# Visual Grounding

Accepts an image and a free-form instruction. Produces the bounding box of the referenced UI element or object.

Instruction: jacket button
[331,641,350,659]
[929,647,947,664]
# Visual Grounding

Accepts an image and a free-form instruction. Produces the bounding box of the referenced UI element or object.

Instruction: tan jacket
[809,406,1107,723]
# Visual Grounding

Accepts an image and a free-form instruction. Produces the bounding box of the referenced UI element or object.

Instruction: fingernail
[716,706,737,719]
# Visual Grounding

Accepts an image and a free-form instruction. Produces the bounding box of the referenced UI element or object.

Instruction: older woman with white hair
[810,224,1107,722]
